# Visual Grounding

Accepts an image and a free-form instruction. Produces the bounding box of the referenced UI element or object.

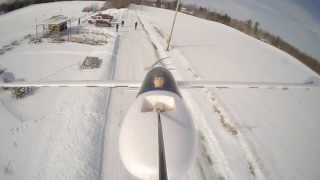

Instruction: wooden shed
[43,15,70,33]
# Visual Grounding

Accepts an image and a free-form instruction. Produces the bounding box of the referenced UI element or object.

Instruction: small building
[180,7,194,15]
[89,13,113,27]
[95,19,112,27]
[42,15,69,33]
[97,13,113,20]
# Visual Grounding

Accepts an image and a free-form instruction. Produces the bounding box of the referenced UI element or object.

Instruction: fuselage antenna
[156,108,168,180]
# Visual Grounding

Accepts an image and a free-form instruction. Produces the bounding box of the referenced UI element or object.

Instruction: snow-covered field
[0,2,320,180]
[0,1,115,180]
[136,5,320,180]
[0,1,104,47]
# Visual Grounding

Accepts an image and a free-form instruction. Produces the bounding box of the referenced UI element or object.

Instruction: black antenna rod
[157,112,168,180]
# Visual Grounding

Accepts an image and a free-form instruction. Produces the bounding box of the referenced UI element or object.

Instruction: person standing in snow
[121,20,125,27]
[134,21,138,30]
[116,23,119,32]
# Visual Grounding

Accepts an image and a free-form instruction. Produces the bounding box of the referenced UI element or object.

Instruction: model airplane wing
[176,80,319,89]
[0,80,140,88]
[0,80,319,89]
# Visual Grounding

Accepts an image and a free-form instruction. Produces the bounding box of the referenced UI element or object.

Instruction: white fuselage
[119,90,197,179]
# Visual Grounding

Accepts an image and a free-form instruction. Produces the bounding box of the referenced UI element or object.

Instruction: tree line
[132,1,320,75]
[0,0,107,13]
[187,5,320,74]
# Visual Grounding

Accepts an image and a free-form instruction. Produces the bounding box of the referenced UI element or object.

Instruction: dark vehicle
[98,13,113,20]
[95,20,112,27]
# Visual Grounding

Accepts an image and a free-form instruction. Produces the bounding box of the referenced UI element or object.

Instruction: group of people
[115,20,139,32]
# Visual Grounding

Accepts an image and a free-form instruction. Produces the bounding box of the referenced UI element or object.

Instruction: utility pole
[157,111,168,180]
[35,25,38,39]
[35,18,38,39]
[166,0,181,51]
[68,20,71,41]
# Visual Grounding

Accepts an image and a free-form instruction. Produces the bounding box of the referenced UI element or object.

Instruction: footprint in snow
[3,161,14,176]
[13,141,18,148]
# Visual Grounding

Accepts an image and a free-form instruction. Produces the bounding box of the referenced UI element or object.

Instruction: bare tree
[156,0,161,7]
[110,0,130,8]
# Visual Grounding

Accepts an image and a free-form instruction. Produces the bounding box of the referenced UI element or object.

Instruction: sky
[183,0,320,60]
[0,0,8,4]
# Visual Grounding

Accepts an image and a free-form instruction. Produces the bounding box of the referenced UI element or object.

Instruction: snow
[0,2,115,180]
[0,2,320,180]
[135,5,320,180]
[215,88,320,180]
[0,1,104,47]
[183,0,320,61]
[137,5,318,82]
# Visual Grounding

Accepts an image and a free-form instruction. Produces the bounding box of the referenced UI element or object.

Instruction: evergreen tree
[246,19,252,29]
[254,21,260,35]
[156,0,161,8]
[110,0,130,8]
[222,14,231,24]
[272,36,281,47]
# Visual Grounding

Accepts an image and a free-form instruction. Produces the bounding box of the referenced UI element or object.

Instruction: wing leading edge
[0,80,318,89]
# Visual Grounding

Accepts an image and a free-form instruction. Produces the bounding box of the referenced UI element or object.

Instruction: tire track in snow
[136,9,270,180]
[136,10,232,180]
[98,35,120,180]
[170,48,270,180]
[167,45,268,180]
[100,9,153,180]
